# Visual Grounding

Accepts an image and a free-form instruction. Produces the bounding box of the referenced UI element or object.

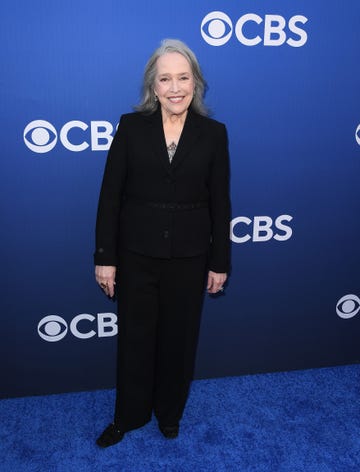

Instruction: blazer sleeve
[208,123,231,273]
[94,115,128,266]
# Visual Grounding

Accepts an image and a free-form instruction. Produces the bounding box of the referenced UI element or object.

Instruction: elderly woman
[94,39,231,447]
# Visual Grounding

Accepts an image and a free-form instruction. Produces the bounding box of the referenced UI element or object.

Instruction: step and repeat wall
[1,1,359,398]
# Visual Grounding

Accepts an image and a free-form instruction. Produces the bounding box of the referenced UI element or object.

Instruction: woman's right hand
[95,265,116,297]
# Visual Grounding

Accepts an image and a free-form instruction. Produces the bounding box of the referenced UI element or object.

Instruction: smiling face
[154,52,195,120]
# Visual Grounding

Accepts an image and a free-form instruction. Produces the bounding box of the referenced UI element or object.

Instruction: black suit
[94,106,230,272]
[94,106,231,432]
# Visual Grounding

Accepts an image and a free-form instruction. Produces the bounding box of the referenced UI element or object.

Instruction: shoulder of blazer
[120,108,163,123]
[118,111,152,126]
[188,109,227,135]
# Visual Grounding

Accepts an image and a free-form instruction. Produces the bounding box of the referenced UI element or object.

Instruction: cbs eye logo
[201,11,233,46]
[356,124,360,146]
[23,120,58,153]
[37,313,118,341]
[336,294,360,319]
[38,315,68,342]
[201,11,308,47]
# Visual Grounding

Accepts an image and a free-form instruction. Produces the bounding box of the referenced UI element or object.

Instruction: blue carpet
[1,365,359,471]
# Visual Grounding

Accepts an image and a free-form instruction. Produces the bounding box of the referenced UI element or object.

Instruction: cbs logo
[37,313,118,342]
[201,11,308,47]
[356,124,360,146]
[230,215,293,243]
[24,119,116,154]
[336,295,360,319]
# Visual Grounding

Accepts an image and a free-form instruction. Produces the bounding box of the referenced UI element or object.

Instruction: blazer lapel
[170,109,202,171]
[145,107,172,175]
[144,106,202,175]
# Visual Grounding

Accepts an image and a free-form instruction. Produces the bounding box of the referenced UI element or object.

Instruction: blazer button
[163,230,169,239]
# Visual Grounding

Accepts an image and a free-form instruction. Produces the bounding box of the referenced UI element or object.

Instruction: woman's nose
[170,79,180,92]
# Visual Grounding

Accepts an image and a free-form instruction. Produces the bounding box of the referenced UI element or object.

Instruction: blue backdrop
[1,1,359,398]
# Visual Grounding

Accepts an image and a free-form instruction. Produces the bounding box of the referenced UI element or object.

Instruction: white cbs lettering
[253,216,273,242]
[224,13,308,47]
[273,215,293,241]
[235,14,262,46]
[38,313,118,341]
[69,313,117,339]
[91,121,114,151]
[230,215,293,243]
[97,312,118,337]
[60,120,89,152]
[70,314,96,339]
[264,15,287,46]
[56,120,114,152]
[230,216,252,243]
[287,15,308,47]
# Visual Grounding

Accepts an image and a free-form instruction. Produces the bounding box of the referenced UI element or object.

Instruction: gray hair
[135,39,208,116]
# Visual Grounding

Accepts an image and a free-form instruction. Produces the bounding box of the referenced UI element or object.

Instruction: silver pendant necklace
[167,141,177,163]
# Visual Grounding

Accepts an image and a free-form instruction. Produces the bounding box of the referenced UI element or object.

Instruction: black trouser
[113,250,208,432]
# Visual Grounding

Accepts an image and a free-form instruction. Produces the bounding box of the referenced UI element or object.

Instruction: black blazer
[94,106,231,273]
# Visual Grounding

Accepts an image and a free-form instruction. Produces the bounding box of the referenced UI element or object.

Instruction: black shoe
[96,423,125,448]
[159,424,179,439]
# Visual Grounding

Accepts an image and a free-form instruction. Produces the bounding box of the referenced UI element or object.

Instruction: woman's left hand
[207,271,227,294]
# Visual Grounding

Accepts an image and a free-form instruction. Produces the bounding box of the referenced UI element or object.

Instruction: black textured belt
[125,197,208,211]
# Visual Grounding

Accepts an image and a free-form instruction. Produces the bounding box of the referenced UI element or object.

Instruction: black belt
[125,196,208,211]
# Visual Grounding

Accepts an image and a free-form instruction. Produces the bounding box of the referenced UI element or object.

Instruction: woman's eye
[160,78,168,82]
[180,76,189,81]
